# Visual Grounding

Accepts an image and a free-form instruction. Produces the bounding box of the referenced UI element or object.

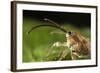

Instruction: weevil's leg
[59,48,68,60]
[57,48,65,58]
[78,55,90,59]
[45,46,54,60]
[45,42,61,61]
[71,52,79,60]
[69,46,78,60]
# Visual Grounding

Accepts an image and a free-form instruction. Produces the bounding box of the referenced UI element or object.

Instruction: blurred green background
[23,10,91,62]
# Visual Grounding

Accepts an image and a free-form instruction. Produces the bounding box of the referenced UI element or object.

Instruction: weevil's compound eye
[66,31,75,37]
[66,32,70,37]
[68,31,72,35]
[68,31,75,36]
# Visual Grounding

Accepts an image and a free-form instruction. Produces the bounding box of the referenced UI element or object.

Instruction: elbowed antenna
[44,18,66,29]
[28,18,67,34]
[44,18,60,26]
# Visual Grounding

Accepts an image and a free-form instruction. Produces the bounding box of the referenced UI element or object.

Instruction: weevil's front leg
[45,42,62,60]
[52,42,69,60]
[58,47,68,60]
[71,52,79,60]
[70,46,79,60]
[45,41,68,61]
[45,46,54,60]
[57,48,65,59]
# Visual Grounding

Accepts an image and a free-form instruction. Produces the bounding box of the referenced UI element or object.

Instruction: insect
[28,18,90,60]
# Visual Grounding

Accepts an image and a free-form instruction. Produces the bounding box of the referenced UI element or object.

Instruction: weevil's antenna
[44,18,60,26]
[44,18,65,29]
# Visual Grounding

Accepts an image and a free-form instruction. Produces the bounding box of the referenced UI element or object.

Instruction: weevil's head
[65,31,81,47]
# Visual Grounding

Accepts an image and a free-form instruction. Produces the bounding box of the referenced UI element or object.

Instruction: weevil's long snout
[28,18,67,34]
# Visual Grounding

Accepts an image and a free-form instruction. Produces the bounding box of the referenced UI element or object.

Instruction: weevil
[28,18,90,60]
